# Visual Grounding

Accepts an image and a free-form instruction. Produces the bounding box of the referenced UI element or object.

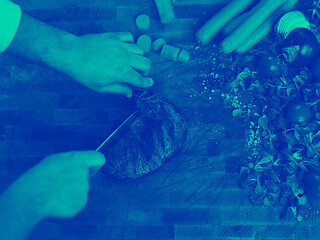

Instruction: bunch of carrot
[196,0,299,54]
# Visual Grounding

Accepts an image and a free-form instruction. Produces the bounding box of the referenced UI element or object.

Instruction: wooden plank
[17,0,230,10]
[3,125,114,145]
[29,223,136,240]
[0,93,136,110]
[116,5,222,19]
[136,225,174,239]
[87,184,251,208]
[252,225,307,239]
[174,0,230,4]
[0,156,41,172]
[0,139,99,157]
[0,171,23,193]
[175,224,320,239]
[46,18,198,37]
[25,7,116,21]
[175,225,260,239]
[49,207,163,226]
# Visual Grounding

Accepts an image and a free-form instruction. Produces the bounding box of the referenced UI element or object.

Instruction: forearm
[0,178,46,240]
[4,4,152,95]
[6,11,76,72]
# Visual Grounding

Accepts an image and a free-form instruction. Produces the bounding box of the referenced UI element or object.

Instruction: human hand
[60,32,152,97]
[6,14,152,97]
[16,151,105,219]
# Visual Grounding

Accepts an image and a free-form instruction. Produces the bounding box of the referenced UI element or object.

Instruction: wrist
[7,175,48,223]
[41,32,77,74]
[0,175,47,240]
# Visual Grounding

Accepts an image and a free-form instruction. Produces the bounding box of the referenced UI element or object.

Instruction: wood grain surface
[1,0,320,239]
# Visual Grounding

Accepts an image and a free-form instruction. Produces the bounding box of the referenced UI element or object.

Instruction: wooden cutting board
[1,1,319,240]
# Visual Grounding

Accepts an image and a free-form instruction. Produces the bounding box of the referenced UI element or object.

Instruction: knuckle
[123,67,132,76]
[133,73,144,86]
[67,151,84,161]
[95,87,105,93]
[144,58,151,70]
[125,32,133,38]
[123,32,133,42]
[54,151,78,161]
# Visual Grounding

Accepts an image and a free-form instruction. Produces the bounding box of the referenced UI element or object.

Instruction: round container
[275,11,310,46]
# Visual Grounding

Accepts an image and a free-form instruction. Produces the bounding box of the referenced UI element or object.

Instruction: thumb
[76,151,106,176]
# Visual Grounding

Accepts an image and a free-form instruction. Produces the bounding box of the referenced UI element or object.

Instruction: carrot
[136,14,150,31]
[221,11,251,37]
[196,0,256,45]
[236,21,273,53]
[221,0,266,37]
[161,44,180,61]
[178,49,190,63]
[236,0,299,53]
[152,38,166,51]
[137,35,152,53]
[222,0,287,54]
[154,0,175,24]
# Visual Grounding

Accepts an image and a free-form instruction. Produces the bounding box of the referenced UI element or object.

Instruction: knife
[95,110,137,152]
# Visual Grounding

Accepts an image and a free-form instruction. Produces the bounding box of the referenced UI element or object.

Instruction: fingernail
[126,92,133,98]
[147,78,153,87]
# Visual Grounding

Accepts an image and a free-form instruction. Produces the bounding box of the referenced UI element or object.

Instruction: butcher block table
[0,0,320,239]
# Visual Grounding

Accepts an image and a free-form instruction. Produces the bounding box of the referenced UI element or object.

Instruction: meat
[100,94,187,179]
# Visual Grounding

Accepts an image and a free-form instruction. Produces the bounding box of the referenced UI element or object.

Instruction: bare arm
[7,11,75,71]
[0,175,46,240]
[7,12,153,97]
[0,151,105,240]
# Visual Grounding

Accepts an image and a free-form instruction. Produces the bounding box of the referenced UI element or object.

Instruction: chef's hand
[61,32,153,97]
[0,151,105,240]
[7,13,153,97]
[25,151,106,218]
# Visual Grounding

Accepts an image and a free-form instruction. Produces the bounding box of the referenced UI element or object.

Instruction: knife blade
[95,110,137,152]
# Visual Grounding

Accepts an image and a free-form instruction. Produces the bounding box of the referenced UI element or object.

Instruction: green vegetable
[303,171,320,202]
[285,102,312,124]
[255,55,281,77]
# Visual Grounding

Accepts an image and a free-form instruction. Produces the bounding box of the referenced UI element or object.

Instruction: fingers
[124,43,151,75]
[115,32,134,42]
[97,71,153,97]
[124,43,144,55]
[123,69,153,88]
[129,54,151,74]
[98,83,133,98]
[102,32,134,43]
[73,151,106,176]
